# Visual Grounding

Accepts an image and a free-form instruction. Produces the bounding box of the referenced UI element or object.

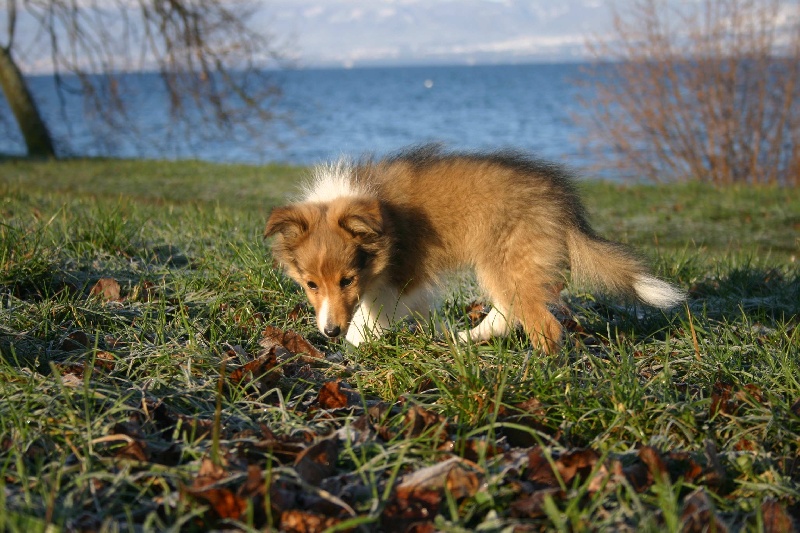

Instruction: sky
[5,0,799,72]
[262,0,613,68]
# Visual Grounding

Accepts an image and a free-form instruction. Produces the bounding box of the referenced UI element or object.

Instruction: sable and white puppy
[265,146,684,353]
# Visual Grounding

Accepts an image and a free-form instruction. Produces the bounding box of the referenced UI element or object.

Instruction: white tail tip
[633,275,686,309]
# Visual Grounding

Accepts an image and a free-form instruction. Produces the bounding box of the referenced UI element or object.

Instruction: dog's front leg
[457,306,512,343]
[344,289,398,346]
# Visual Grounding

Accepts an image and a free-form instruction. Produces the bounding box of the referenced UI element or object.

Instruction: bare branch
[580,0,800,185]
[1,0,286,157]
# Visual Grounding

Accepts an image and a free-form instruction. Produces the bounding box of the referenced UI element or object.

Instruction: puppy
[265,146,684,353]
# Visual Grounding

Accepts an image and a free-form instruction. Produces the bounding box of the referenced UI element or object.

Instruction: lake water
[1,63,609,175]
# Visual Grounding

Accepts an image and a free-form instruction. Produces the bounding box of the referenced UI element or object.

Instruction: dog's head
[264,197,392,340]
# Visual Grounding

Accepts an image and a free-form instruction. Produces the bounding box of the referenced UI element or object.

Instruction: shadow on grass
[565,265,799,346]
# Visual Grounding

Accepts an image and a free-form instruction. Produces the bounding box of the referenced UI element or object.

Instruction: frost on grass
[1,179,798,531]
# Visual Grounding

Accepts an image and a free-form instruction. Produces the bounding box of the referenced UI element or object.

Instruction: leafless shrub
[580,0,800,185]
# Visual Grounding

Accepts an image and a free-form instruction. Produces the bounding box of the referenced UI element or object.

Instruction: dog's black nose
[324,326,341,338]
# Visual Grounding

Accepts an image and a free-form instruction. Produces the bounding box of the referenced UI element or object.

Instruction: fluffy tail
[567,229,685,308]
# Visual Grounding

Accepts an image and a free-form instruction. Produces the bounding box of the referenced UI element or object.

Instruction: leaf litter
[37,318,791,532]
[3,280,799,530]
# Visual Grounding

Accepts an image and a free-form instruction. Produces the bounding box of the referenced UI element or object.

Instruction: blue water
[1,63,605,173]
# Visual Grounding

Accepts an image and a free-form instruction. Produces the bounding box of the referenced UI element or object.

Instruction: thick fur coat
[265,146,684,352]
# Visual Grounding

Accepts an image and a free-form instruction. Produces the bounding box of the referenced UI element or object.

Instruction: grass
[1,157,799,531]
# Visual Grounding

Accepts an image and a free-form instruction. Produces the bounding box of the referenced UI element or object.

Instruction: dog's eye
[339,277,353,288]
[306,281,318,290]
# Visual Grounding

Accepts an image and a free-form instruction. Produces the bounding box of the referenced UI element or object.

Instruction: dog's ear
[338,199,384,241]
[264,205,309,244]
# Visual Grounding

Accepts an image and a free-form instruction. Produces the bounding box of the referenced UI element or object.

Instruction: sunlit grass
[0,158,798,530]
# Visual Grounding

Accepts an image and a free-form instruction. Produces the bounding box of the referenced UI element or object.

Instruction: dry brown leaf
[227,351,281,394]
[734,438,757,452]
[138,280,159,302]
[396,457,482,501]
[639,446,668,483]
[761,498,797,533]
[316,380,362,410]
[317,380,350,409]
[116,440,149,462]
[90,278,122,301]
[294,438,339,485]
[464,301,489,326]
[383,457,481,532]
[184,458,248,521]
[188,487,248,520]
[617,459,652,493]
[509,487,563,518]
[93,351,115,371]
[710,381,735,417]
[288,302,308,321]
[60,330,91,351]
[280,510,344,533]
[555,448,602,489]
[444,437,503,462]
[739,383,766,404]
[405,405,448,440]
[381,489,439,533]
[680,488,729,533]
[261,325,324,361]
[499,398,554,447]
[525,447,560,488]
[524,447,605,491]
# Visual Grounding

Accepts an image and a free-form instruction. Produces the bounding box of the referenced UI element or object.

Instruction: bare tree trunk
[0,46,55,158]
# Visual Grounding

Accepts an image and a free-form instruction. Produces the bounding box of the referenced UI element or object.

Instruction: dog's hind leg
[516,299,563,354]
[471,254,564,353]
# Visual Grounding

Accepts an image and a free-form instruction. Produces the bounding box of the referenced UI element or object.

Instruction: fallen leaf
[294,438,339,485]
[734,438,757,452]
[710,381,735,417]
[280,510,343,533]
[525,447,560,488]
[616,459,651,492]
[138,280,159,302]
[227,350,281,394]
[104,335,127,349]
[445,437,503,462]
[93,351,115,371]
[510,487,563,518]
[740,384,765,404]
[188,487,248,520]
[184,458,248,521]
[396,457,481,501]
[384,457,481,533]
[524,447,606,492]
[261,326,324,361]
[90,278,121,301]
[498,398,555,447]
[680,488,729,533]
[556,448,605,491]
[116,440,149,462]
[288,302,308,321]
[60,331,91,351]
[761,498,797,533]
[464,301,489,326]
[639,446,668,483]
[404,405,448,440]
[317,380,361,410]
